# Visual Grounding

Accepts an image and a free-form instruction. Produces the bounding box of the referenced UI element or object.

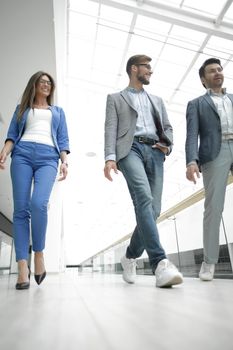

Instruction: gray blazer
[185,92,233,166]
[104,89,173,162]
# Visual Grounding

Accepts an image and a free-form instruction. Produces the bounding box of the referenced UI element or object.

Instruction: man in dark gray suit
[104,54,183,288]
[185,57,233,281]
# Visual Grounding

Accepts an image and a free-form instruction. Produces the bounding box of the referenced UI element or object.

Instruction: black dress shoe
[34,271,46,285]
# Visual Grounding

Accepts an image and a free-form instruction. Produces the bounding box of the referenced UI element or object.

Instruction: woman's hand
[58,162,68,181]
[0,141,14,169]
[0,150,8,170]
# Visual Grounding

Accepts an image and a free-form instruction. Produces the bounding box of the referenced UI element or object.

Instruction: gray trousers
[201,140,233,264]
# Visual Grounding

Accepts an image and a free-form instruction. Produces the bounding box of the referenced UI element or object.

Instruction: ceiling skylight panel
[99,3,133,25]
[203,47,232,62]
[98,18,131,36]
[154,65,183,86]
[70,0,99,15]
[95,23,129,49]
[148,84,175,103]
[115,74,133,90]
[127,34,165,59]
[91,43,124,74]
[182,0,223,17]
[148,0,183,7]
[134,27,171,47]
[158,43,195,65]
[91,69,119,88]
[169,25,206,47]
[68,38,93,79]
[171,89,199,110]
[223,76,233,91]
[205,36,233,58]
[135,15,172,34]
[68,12,97,41]
[224,5,233,22]
[181,71,204,94]
[222,62,233,80]
[166,36,201,57]
[68,36,94,60]
[151,60,190,94]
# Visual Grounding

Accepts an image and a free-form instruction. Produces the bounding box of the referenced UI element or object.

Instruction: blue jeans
[118,141,167,271]
[10,141,59,261]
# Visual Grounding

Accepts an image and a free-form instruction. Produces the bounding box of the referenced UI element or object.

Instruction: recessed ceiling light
[86,152,97,157]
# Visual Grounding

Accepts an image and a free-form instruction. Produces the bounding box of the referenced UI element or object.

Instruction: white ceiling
[2,0,233,263]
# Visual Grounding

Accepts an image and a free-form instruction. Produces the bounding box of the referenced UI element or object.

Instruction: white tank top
[21,108,54,147]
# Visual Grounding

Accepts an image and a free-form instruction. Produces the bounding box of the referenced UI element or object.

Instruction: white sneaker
[120,255,137,284]
[155,259,183,288]
[199,262,215,281]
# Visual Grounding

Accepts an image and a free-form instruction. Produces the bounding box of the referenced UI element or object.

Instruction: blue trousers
[10,141,59,261]
[118,140,167,271]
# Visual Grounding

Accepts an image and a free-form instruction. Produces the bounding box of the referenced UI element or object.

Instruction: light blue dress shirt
[207,88,233,137]
[126,87,159,139]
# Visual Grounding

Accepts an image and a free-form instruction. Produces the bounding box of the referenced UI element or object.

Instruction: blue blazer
[185,92,233,166]
[6,105,70,155]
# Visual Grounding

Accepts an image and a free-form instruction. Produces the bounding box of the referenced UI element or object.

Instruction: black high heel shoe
[15,267,31,290]
[34,271,46,285]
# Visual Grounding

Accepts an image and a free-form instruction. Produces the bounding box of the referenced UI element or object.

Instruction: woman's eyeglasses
[39,79,52,86]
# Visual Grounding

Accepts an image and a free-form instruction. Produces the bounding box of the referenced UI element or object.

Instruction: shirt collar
[207,87,227,96]
[126,86,145,94]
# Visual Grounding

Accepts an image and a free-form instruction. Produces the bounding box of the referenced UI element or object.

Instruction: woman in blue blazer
[0,71,70,289]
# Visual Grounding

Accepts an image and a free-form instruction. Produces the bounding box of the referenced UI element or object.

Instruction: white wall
[0,0,57,216]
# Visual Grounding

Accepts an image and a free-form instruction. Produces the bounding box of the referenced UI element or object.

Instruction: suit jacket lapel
[227,94,233,105]
[146,93,162,122]
[120,90,137,112]
[203,93,218,114]
[203,92,233,116]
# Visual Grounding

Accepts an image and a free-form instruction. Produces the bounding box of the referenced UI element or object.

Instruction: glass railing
[79,176,233,279]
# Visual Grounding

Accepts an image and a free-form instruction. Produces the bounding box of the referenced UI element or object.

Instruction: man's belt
[134,136,157,145]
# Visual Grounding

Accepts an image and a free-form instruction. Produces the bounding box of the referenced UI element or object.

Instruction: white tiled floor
[0,270,232,350]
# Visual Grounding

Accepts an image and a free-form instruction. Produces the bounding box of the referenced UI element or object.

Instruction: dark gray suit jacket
[104,89,173,162]
[185,92,233,166]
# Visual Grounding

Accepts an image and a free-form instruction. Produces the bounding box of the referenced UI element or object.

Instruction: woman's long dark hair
[17,71,55,120]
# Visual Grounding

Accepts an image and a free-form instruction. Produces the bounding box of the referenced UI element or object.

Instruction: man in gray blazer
[185,57,233,281]
[104,54,183,288]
